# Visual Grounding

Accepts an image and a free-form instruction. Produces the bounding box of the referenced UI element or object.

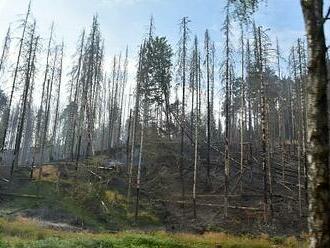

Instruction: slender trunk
[126,109,132,168]
[258,27,270,222]
[224,4,230,218]
[240,25,245,194]
[135,104,145,221]
[205,30,211,189]
[298,38,308,206]
[128,46,142,207]
[40,47,58,165]
[108,57,117,149]
[70,30,85,160]
[1,3,30,151]
[50,43,64,161]
[192,37,199,219]
[0,26,11,74]
[117,49,128,145]
[11,22,36,176]
[180,17,188,218]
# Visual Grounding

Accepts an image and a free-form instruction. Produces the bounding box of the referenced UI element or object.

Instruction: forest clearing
[0,0,329,247]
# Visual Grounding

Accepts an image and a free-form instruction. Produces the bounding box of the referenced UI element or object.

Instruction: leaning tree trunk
[300,1,330,247]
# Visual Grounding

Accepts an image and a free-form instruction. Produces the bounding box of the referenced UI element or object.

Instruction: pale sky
[0,0,329,111]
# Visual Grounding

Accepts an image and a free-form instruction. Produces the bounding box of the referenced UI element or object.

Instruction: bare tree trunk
[117,48,128,146]
[257,26,269,222]
[1,3,30,151]
[40,46,58,166]
[0,26,11,75]
[276,38,286,184]
[135,104,145,221]
[180,17,188,218]
[126,109,132,168]
[300,1,330,247]
[205,30,211,189]
[127,46,142,208]
[70,30,85,160]
[224,3,230,218]
[33,23,54,167]
[108,57,117,150]
[297,38,308,206]
[240,25,245,195]
[11,21,37,176]
[50,43,64,161]
[127,104,136,208]
[192,36,199,219]
[292,47,303,217]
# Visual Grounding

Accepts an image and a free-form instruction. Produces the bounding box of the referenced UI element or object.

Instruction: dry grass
[32,165,60,181]
[0,217,307,247]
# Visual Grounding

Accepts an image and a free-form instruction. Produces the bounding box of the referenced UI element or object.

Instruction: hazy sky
[0,0,329,108]
[0,0,315,65]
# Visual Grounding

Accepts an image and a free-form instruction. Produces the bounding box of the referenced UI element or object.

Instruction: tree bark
[300,1,330,247]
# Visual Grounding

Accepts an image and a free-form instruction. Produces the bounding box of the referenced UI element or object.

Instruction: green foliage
[138,36,173,106]
[271,236,286,245]
[229,0,264,22]
[0,238,8,248]
[15,238,113,248]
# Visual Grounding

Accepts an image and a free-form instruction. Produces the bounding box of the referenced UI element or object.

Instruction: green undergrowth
[0,156,160,231]
[1,180,102,229]
[0,217,306,248]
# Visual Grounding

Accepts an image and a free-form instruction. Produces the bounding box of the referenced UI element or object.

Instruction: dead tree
[69,30,85,160]
[135,95,145,221]
[1,2,31,151]
[257,26,270,221]
[117,47,128,145]
[205,29,211,188]
[33,23,54,165]
[240,24,245,194]
[50,42,64,161]
[223,1,231,218]
[127,44,143,207]
[11,21,37,176]
[179,17,189,217]
[0,26,11,76]
[192,36,200,219]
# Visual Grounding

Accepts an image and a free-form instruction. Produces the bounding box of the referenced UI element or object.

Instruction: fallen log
[0,192,43,199]
[153,199,264,211]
